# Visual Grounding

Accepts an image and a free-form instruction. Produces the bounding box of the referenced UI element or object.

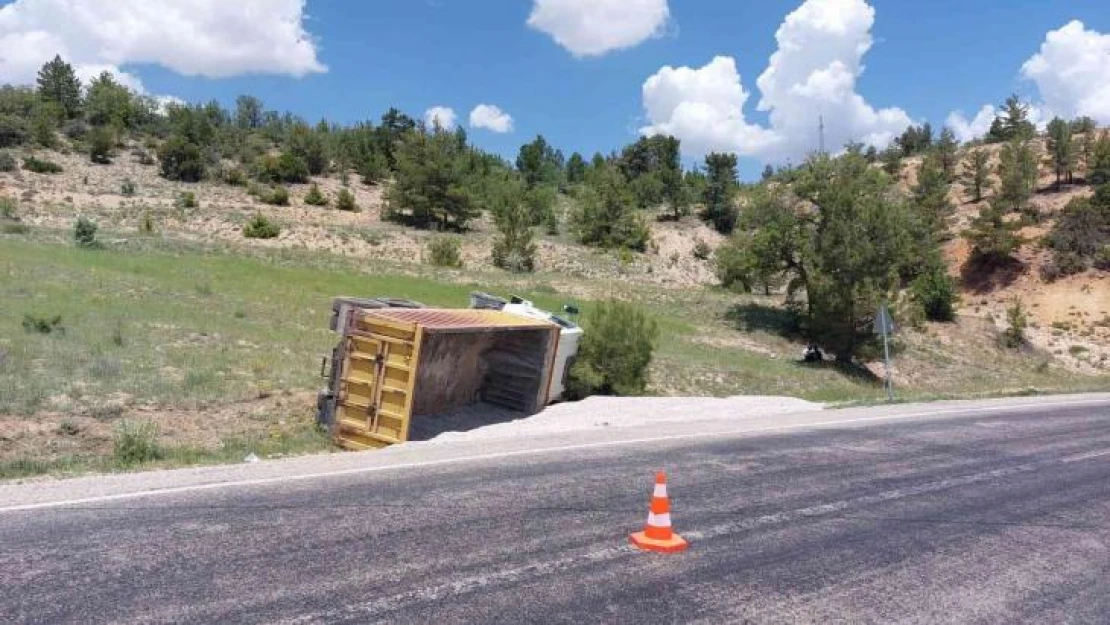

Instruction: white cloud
[639,0,911,164]
[527,0,670,58]
[469,104,514,133]
[946,105,996,143]
[1021,20,1110,124]
[424,106,457,130]
[641,56,779,157]
[0,0,326,94]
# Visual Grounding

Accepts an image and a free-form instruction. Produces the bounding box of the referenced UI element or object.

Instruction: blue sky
[3,0,1109,177]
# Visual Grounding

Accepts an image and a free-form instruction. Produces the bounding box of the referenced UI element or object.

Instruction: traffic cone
[630,471,689,553]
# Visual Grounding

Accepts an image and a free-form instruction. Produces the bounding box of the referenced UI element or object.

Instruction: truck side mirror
[563,304,579,316]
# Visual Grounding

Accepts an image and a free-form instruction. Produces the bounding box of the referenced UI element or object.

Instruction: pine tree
[988,94,1036,143]
[36,55,82,121]
[571,164,649,250]
[960,149,992,203]
[84,71,136,129]
[964,202,1023,264]
[385,126,476,230]
[936,127,960,180]
[488,175,537,272]
[996,137,1038,214]
[912,153,954,239]
[1046,117,1076,188]
[880,145,903,176]
[566,152,587,185]
[702,152,739,234]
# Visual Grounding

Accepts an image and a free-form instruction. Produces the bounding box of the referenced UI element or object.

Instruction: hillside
[2,129,1108,480]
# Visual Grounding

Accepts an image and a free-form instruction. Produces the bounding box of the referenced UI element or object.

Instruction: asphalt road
[1,398,1108,624]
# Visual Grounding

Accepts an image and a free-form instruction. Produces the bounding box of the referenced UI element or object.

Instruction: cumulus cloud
[1021,20,1110,124]
[946,105,996,143]
[469,104,514,133]
[640,0,911,163]
[424,106,457,130]
[527,0,670,58]
[0,0,326,94]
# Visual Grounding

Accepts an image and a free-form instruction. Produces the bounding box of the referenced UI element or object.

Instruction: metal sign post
[874,303,895,402]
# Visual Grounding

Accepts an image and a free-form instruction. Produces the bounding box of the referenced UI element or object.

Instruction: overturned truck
[317,293,582,450]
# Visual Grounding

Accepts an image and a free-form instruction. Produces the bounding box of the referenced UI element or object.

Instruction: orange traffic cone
[630,471,689,553]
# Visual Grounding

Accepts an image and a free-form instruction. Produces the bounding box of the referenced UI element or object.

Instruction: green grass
[1,233,1105,479]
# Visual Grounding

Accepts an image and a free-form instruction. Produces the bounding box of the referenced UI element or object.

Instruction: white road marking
[0,396,1106,514]
[1062,449,1110,463]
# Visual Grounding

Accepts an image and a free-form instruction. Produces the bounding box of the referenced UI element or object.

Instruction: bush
[255,152,309,184]
[22,314,63,335]
[120,178,136,197]
[74,216,98,247]
[158,135,205,182]
[0,114,29,148]
[22,156,62,174]
[139,212,155,235]
[89,126,114,164]
[178,191,198,209]
[243,213,280,239]
[426,236,463,268]
[1,222,29,235]
[336,187,357,212]
[260,186,290,206]
[134,149,156,166]
[113,420,163,467]
[566,301,659,399]
[62,120,89,140]
[910,263,959,322]
[1001,299,1028,349]
[0,150,15,172]
[0,195,16,220]
[692,238,712,260]
[304,183,328,206]
[219,165,247,186]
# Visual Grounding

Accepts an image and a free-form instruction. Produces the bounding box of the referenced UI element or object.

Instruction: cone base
[630,531,689,553]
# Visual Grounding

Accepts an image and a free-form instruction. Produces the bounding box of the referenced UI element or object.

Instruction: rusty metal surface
[365,308,557,331]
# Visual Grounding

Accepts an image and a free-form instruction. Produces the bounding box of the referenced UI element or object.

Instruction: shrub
[120,178,136,197]
[255,152,309,184]
[566,301,659,399]
[426,236,463,268]
[692,238,712,260]
[62,120,89,140]
[135,149,156,166]
[1001,299,1028,349]
[0,195,16,220]
[910,263,959,322]
[0,150,16,172]
[336,187,357,212]
[260,186,290,206]
[243,213,280,239]
[219,165,247,186]
[139,212,155,235]
[89,126,114,164]
[22,314,63,335]
[178,191,198,209]
[0,114,29,148]
[304,183,328,206]
[113,420,163,467]
[74,216,98,247]
[22,156,63,174]
[158,135,205,182]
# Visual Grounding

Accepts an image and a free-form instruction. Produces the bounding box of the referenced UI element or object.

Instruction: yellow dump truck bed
[333,308,561,450]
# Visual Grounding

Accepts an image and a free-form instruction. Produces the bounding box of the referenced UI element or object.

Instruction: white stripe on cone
[647,512,672,527]
[653,484,668,498]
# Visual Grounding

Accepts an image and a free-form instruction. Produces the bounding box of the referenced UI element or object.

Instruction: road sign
[873,305,895,336]
[875,303,895,402]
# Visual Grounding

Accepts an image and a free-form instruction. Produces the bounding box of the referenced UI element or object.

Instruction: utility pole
[819,114,826,156]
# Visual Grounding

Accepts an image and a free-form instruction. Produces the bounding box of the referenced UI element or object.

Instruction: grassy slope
[0,229,1104,478]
